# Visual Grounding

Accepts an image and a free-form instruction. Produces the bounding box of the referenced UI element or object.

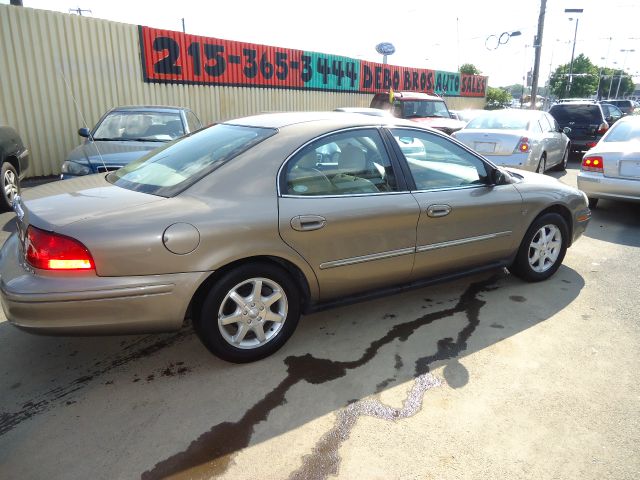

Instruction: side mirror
[491,168,506,185]
[562,127,572,135]
[78,127,91,138]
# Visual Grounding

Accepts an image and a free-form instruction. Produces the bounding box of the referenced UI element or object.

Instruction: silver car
[453,109,571,173]
[578,115,640,208]
[0,113,590,362]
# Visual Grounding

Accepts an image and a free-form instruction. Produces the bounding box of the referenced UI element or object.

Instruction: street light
[564,8,584,97]
[614,48,636,98]
[607,61,618,99]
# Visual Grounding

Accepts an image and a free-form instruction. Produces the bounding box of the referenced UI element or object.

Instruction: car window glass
[540,114,554,132]
[609,105,623,119]
[390,128,488,190]
[549,105,602,124]
[93,111,185,140]
[466,113,530,130]
[186,111,202,132]
[283,129,397,196]
[532,121,543,134]
[603,120,640,142]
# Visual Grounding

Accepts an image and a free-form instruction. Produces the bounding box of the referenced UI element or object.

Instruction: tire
[509,213,569,282]
[536,154,547,174]
[0,162,20,211]
[194,262,301,363]
[553,147,569,171]
[588,197,599,209]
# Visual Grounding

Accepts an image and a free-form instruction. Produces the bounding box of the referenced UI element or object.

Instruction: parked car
[598,102,625,125]
[0,125,30,210]
[577,115,640,208]
[0,112,590,363]
[452,109,571,172]
[334,107,390,117]
[602,99,636,116]
[370,91,466,135]
[548,102,609,153]
[61,106,202,178]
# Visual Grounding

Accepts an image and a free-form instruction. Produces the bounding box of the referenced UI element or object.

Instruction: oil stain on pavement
[142,276,499,480]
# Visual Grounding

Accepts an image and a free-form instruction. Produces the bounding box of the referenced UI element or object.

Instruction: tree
[549,54,599,98]
[459,63,481,75]
[485,86,512,109]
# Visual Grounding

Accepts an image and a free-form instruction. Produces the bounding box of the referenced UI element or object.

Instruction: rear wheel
[588,197,599,209]
[0,162,19,211]
[554,147,569,171]
[510,213,568,282]
[194,262,301,363]
[536,154,547,174]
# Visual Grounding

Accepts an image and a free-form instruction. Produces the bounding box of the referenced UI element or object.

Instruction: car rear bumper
[482,153,536,171]
[569,138,600,151]
[577,171,640,203]
[0,233,211,334]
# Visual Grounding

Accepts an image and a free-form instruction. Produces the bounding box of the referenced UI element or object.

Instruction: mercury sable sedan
[0,113,591,363]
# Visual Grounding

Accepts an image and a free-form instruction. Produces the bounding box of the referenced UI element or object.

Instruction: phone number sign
[139,26,486,97]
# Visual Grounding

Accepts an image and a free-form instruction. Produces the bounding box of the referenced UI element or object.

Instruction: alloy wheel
[217,277,288,349]
[3,169,18,204]
[528,224,562,273]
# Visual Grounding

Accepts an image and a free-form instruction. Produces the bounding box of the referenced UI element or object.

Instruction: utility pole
[530,0,547,109]
[564,8,584,97]
[181,18,186,34]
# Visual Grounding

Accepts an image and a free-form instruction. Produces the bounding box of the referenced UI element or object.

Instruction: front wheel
[194,262,301,363]
[0,162,20,211]
[509,213,568,282]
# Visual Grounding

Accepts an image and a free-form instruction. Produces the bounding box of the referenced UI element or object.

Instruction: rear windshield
[466,112,530,130]
[549,105,602,124]
[107,123,277,196]
[603,121,640,142]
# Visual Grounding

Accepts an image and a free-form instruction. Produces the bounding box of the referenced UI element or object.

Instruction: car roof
[225,111,415,129]
[110,105,187,113]
[392,91,444,101]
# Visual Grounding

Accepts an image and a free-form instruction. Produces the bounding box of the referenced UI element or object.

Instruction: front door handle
[426,204,452,218]
[290,215,327,231]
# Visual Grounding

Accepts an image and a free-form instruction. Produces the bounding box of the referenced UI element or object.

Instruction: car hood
[407,117,467,131]
[66,140,165,168]
[17,174,164,230]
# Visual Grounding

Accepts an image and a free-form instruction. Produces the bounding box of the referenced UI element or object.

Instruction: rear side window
[549,105,602,124]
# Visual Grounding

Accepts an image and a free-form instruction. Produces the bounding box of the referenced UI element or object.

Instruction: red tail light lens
[586,141,598,149]
[25,226,95,270]
[596,123,609,135]
[581,155,604,173]
[514,137,530,153]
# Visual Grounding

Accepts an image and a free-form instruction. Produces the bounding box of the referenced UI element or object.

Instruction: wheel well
[4,156,20,175]
[535,204,573,244]
[184,256,312,323]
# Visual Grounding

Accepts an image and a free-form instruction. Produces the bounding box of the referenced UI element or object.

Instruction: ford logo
[375,42,396,55]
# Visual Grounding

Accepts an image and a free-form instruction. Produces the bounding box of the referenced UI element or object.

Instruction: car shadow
[0,266,585,479]
[583,200,640,247]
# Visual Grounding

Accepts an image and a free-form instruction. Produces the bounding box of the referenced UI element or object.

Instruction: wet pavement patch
[142,276,499,480]
[0,329,193,436]
[509,295,527,303]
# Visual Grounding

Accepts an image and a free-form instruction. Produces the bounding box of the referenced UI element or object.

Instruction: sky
[4,0,640,87]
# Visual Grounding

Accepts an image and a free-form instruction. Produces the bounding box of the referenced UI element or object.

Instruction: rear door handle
[290,215,327,231]
[426,204,452,218]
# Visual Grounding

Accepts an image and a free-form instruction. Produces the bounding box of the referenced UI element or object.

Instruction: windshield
[397,100,450,119]
[466,112,530,130]
[603,120,640,142]
[93,111,185,141]
[107,123,277,196]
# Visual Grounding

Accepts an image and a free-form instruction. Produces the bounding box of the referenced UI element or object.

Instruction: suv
[548,102,609,152]
[0,125,30,211]
[370,92,466,135]
[603,99,636,115]
[598,102,624,125]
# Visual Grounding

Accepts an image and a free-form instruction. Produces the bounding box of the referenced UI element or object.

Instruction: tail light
[25,226,95,270]
[596,123,609,135]
[514,137,530,153]
[586,141,598,149]
[581,155,604,173]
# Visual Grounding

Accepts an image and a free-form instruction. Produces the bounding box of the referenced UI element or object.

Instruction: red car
[370,91,466,135]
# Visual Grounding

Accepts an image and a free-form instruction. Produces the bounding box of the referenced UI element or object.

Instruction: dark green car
[0,125,30,210]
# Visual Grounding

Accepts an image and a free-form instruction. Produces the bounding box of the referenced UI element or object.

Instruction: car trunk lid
[454,129,525,155]
[593,143,640,180]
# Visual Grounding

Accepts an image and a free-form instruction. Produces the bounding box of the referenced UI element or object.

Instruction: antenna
[69,7,92,16]
[58,66,107,173]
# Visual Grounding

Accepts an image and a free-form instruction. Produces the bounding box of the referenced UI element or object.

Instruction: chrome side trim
[416,231,512,253]
[319,247,415,270]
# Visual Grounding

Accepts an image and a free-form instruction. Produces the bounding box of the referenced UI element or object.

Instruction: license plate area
[474,142,496,154]
[619,160,640,178]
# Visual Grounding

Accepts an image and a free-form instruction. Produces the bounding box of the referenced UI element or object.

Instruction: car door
[278,127,420,301]
[386,127,524,280]
[541,113,563,167]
